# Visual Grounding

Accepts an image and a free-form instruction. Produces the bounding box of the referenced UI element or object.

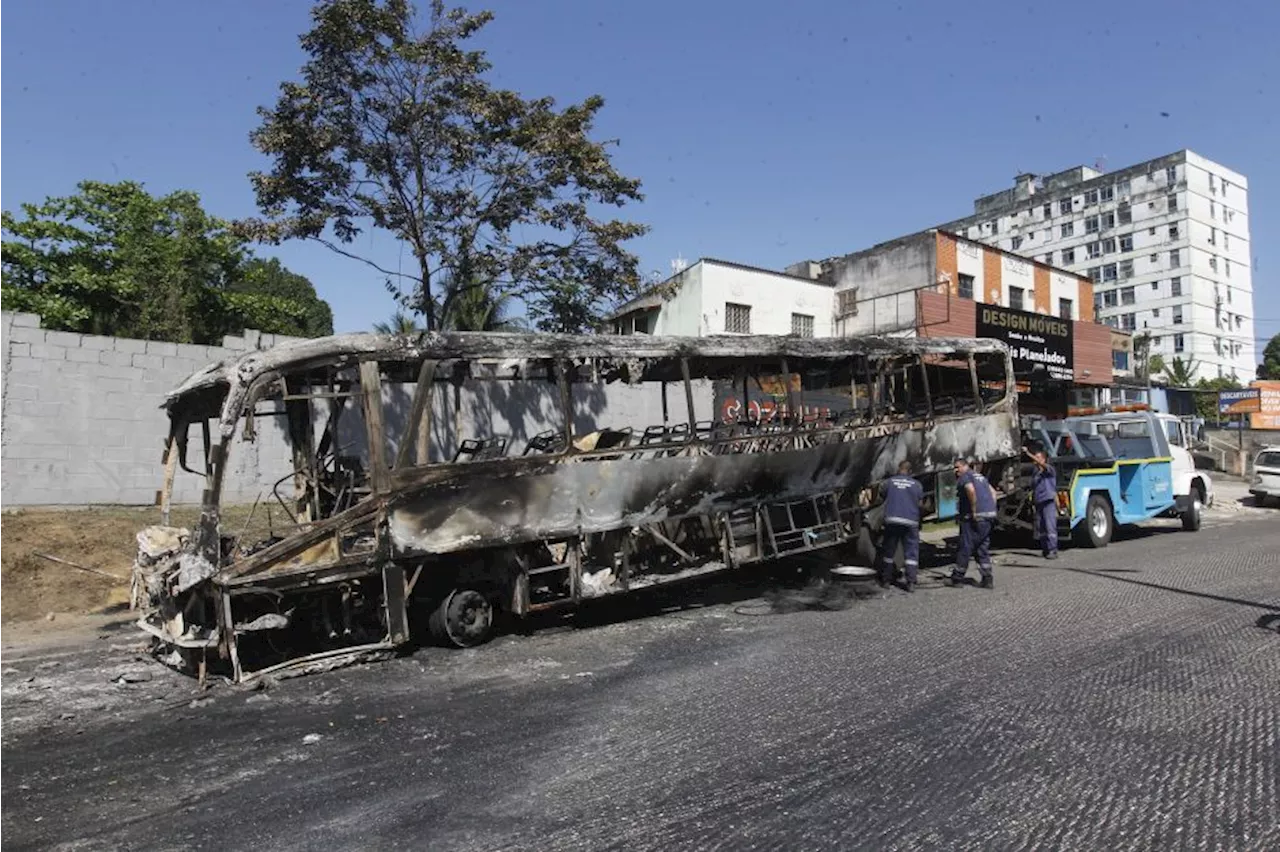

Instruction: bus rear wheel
[428,589,495,648]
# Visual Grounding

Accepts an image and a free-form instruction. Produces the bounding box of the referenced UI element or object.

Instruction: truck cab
[1153,412,1214,510]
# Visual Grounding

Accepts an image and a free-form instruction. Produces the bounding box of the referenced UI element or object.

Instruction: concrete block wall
[2,311,717,507]
[1,311,306,506]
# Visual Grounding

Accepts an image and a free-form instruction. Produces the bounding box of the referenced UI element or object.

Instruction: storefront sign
[1218,388,1261,415]
[1249,381,1280,429]
[975,304,1074,382]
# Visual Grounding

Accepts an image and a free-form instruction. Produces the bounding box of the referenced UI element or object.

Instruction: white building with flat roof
[940,150,1254,381]
[608,258,835,338]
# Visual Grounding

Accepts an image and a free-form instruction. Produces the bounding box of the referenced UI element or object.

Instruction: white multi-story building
[940,150,1254,382]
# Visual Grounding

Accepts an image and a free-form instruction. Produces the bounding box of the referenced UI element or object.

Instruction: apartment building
[939,150,1254,382]
[792,229,1130,394]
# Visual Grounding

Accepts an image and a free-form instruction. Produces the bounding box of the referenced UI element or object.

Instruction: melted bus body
[131,333,1018,681]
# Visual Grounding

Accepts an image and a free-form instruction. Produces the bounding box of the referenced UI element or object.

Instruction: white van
[1250,447,1280,506]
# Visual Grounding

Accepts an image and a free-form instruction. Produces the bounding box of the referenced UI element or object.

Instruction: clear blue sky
[4,0,1277,354]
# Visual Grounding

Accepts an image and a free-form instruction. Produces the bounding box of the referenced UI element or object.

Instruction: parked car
[1250,446,1280,507]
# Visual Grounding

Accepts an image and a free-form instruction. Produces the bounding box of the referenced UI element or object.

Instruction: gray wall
[828,232,934,337]
[1,311,716,507]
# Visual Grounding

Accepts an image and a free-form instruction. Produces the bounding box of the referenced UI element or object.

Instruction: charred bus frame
[132,333,1018,682]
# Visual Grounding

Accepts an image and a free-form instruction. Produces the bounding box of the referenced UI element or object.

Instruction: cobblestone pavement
[3,513,1278,851]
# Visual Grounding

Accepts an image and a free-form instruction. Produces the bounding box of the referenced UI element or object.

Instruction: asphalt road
[3,510,1278,851]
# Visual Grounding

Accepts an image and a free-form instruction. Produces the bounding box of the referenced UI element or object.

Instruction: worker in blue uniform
[878,460,925,592]
[949,457,998,589]
[1024,444,1059,559]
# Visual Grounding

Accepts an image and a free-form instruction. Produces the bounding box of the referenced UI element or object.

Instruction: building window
[1084,189,1099,206]
[1061,222,1074,238]
[1101,211,1116,229]
[1209,174,1217,195]
[836,289,859,316]
[1149,253,1159,263]
[1152,281,1160,291]
[1173,306,1184,325]
[1085,215,1100,233]
[1093,293,1103,312]
[1103,316,1119,329]
[1209,256,1218,273]
[1118,202,1132,225]
[1044,253,1054,264]
[1210,200,1217,220]
[1009,287,1025,310]
[1086,242,1102,259]
[1153,307,1161,317]
[1058,298,1073,320]
[958,273,974,299]
[725,302,751,334]
[1062,248,1075,264]
[1209,227,1217,246]
[1102,237,1117,254]
[1166,165,1177,184]
[1171,276,1182,297]
[1227,286,1232,303]
[1102,290,1118,308]
[1059,198,1072,215]
[1088,266,1102,282]
[1170,249,1181,267]
[1119,260,1134,280]
[1223,233,1230,250]
[1113,349,1130,371]
[1149,227,1157,236]
[1168,194,1178,212]
[1117,179,1131,196]
[1174,333,1185,353]
[1100,185,1115,202]
[1225,259,1231,278]
[1236,315,1243,329]
[1121,313,1136,331]
[1102,263,1118,282]
[1119,233,1133,252]
[1169,222,1179,239]
[791,313,814,337]
[1120,285,1136,305]
[1011,236,1023,250]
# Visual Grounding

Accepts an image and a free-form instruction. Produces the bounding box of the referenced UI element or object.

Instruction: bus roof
[164,331,1010,411]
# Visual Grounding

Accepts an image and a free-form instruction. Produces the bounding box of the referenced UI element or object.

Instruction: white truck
[1153,412,1215,511]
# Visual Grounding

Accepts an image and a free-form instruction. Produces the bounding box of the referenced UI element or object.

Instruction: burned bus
[131,333,1018,681]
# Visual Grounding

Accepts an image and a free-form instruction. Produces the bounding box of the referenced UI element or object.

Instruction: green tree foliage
[437,273,523,332]
[373,311,422,335]
[1195,375,1243,421]
[232,258,334,337]
[1162,356,1199,388]
[1258,333,1280,379]
[1,181,333,344]
[241,0,647,333]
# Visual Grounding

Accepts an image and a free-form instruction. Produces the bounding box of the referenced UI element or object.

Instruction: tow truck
[1000,409,1206,547]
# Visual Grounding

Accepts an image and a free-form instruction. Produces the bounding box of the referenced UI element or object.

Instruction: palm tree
[373,311,422,335]
[1163,356,1199,387]
[437,273,524,332]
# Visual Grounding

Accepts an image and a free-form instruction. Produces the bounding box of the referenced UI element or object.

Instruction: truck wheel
[428,589,494,648]
[1076,494,1113,548]
[1181,499,1202,531]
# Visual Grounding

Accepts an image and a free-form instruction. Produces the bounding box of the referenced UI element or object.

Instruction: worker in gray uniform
[1023,444,1059,559]
[949,457,998,589]
[878,460,925,592]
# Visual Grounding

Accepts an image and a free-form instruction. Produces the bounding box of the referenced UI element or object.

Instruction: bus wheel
[1076,494,1113,548]
[428,589,494,648]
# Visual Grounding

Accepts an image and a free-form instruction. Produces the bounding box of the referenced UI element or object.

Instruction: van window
[1164,420,1183,447]
[1258,451,1280,469]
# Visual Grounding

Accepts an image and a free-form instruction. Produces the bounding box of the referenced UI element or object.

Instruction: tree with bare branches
[240,0,648,333]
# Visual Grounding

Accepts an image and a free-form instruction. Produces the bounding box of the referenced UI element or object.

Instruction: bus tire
[428,588,495,648]
[1075,493,1113,548]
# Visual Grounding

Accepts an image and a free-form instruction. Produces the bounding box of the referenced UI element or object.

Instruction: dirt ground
[1,504,269,629]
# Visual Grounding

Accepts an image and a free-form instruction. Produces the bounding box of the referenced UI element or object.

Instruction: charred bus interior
[132,334,1017,682]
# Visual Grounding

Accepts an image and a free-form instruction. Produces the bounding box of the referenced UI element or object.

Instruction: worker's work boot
[979,575,994,590]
